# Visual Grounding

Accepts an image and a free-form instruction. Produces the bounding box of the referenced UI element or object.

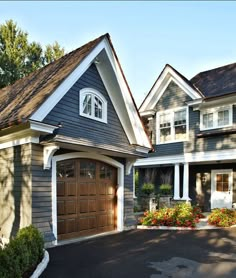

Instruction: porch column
[182,162,191,201]
[174,163,181,199]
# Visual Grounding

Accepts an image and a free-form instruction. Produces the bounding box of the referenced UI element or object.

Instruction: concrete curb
[137,225,235,231]
[30,250,49,278]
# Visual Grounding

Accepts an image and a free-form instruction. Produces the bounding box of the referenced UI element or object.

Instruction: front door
[211,169,233,209]
[56,159,117,240]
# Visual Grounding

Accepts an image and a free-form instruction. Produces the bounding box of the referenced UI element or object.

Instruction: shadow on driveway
[41,228,236,278]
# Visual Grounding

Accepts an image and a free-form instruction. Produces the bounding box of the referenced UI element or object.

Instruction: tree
[0,20,65,88]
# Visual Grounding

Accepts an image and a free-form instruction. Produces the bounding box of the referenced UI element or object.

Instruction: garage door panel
[66,200,77,215]
[89,200,96,212]
[67,218,77,233]
[98,199,106,212]
[107,214,114,226]
[107,199,114,212]
[57,219,66,235]
[57,201,65,215]
[98,214,108,227]
[80,200,88,213]
[89,183,96,195]
[67,183,76,196]
[107,185,115,195]
[57,182,65,197]
[99,183,106,195]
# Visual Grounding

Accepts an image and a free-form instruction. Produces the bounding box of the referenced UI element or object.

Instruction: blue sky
[1,1,236,106]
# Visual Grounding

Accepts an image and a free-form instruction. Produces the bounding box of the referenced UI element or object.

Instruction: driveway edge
[30,250,49,278]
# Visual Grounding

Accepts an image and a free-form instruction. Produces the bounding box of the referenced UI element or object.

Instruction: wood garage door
[56,159,117,240]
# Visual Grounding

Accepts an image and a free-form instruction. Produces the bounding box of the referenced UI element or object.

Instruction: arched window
[80,88,107,123]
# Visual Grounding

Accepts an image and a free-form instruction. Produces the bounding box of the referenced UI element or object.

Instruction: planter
[158,195,172,208]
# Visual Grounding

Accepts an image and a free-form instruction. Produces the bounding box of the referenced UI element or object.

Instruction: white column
[174,163,180,200]
[182,162,191,201]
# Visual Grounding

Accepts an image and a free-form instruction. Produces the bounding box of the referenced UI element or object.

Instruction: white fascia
[95,38,151,149]
[140,65,202,112]
[134,148,236,167]
[29,120,58,134]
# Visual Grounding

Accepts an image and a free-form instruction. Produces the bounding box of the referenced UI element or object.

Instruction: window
[200,105,232,130]
[80,88,107,123]
[157,107,188,143]
[216,173,229,192]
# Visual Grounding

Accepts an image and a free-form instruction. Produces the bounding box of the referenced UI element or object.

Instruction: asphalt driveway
[41,228,236,278]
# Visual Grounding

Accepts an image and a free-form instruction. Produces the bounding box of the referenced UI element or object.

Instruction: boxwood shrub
[0,225,44,278]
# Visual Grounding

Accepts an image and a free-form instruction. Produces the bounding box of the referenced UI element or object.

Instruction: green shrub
[0,225,44,278]
[159,184,172,196]
[140,202,204,228]
[141,183,155,195]
[208,208,236,227]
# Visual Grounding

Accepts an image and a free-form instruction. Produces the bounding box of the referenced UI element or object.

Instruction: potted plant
[141,183,156,211]
[141,183,155,196]
[158,184,173,208]
[159,184,172,196]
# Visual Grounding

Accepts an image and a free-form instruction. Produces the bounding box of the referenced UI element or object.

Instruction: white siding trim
[79,87,108,123]
[140,65,202,112]
[0,136,39,150]
[156,106,189,144]
[51,152,124,245]
[135,148,236,166]
[200,105,233,131]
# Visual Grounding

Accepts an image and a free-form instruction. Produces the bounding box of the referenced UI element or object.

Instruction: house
[0,33,151,244]
[135,63,236,211]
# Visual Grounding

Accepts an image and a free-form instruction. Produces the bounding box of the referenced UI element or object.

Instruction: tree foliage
[0,19,65,88]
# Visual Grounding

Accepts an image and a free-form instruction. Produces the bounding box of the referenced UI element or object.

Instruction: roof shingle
[0,34,108,129]
[190,62,236,98]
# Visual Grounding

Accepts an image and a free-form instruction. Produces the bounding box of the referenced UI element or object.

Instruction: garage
[56,159,117,240]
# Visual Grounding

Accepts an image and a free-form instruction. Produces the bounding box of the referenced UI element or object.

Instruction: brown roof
[190,62,236,98]
[0,34,108,129]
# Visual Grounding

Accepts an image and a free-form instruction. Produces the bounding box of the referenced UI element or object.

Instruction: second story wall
[143,79,236,157]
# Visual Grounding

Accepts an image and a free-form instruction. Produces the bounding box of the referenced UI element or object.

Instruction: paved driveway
[41,228,236,278]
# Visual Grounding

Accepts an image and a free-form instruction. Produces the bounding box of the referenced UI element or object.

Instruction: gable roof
[0,34,106,129]
[0,33,151,150]
[190,62,236,98]
[139,64,202,113]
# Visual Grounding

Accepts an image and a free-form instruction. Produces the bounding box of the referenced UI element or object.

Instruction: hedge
[0,225,44,278]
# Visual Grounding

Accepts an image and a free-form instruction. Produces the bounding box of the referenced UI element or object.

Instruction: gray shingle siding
[31,144,54,241]
[0,145,32,239]
[124,167,136,227]
[150,81,236,156]
[156,81,192,112]
[44,63,132,153]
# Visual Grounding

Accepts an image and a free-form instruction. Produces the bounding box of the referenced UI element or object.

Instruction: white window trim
[200,105,233,131]
[80,88,107,123]
[156,106,189,144]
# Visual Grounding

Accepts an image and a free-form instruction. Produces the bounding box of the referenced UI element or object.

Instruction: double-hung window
[80,88,107,123]
[158,107,188,143]
[200,105,232,130]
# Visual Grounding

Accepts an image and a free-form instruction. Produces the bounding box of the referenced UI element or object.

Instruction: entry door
[211,169,233,209]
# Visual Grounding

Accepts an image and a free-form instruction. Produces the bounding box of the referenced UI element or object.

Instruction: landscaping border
[30,250,49,278]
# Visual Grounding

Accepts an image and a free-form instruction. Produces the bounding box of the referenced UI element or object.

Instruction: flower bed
[139,203,205,228]
[208,208,236,227]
